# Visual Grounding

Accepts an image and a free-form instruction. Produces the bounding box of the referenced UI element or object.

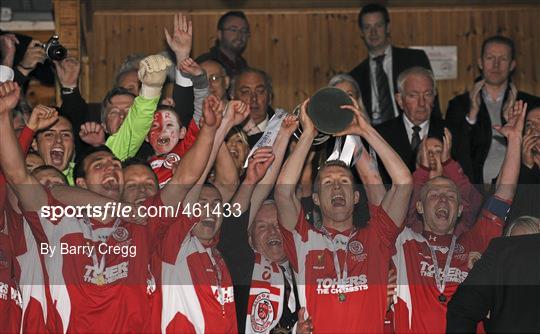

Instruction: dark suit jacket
[445,87,540,184]
[349,46,441,120]
[374,114,446,185]
[447,234,540,333]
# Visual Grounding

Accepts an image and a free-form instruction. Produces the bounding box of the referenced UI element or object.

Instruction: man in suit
[349,3,440,125]
[446,35,540,185]
[447,233,540,333]
[375,66,445,184]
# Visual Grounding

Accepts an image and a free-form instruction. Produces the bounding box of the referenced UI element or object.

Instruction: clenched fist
[138,54,173,98]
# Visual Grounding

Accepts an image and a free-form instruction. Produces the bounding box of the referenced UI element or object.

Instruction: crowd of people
[0,3,539,333]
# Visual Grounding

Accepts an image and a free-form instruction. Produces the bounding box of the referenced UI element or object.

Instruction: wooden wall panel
[85,5,540,114]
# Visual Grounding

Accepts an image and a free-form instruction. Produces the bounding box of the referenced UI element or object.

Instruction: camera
[42,35,67,61]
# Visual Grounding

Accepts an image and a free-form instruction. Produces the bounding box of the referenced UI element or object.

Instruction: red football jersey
[0,219,22,333]
[159,216,238,334]
[23,191,172,333]
[392,209,504,333]
[281,205,400,333]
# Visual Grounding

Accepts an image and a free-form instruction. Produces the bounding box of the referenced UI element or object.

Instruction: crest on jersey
[112,227,129,242]
[163,153,181,169]
[453,243,465,254]
[251,292,274,332]
[348,240,364,255]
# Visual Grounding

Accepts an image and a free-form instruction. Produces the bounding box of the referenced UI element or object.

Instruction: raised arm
[249,115,298,223]
[337,104,413,227]
[275,100,316,231]
[160,96,221,207]
[493,100,526,201]
[106,54,171,160]
[354,144,386,206]
[232,146,275,215]
[183,99,250,205]
[0,82,47,211]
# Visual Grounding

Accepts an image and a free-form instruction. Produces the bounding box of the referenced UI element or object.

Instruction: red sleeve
[156,201,199,265]
[368,205,402,250]
[18,126,35,155]
[170,119,200,157]
[22,189,64,244]
[460,209,504,253]
[442,159,483,231]
[279,208,312,273]
[406,165,430,230]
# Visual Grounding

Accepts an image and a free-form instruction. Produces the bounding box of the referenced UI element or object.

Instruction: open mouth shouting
[331,193,346,207]
[49,146,65,167]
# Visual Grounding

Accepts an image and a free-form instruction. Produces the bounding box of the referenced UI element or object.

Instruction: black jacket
[445,87,540,184]
[374,113,446,185]
[349,46,441,120]
[447,234,540,333]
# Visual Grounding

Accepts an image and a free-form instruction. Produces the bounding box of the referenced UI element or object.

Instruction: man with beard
[275,99,413,333]
[391,101,525,333]
[159,98,250,333]
[446,35,540,184]
[218,115,313,333]
[0,80,219,332]
[196,11,250,78]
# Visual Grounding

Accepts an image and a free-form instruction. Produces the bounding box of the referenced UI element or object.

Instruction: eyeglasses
[221,27,251,36]
[209,74,225,82]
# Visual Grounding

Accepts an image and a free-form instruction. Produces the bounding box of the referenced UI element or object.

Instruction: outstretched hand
[165,12,193,63]
[335,104,371,137]
[80,122,106,147]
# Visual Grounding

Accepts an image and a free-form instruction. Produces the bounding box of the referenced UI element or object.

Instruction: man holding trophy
[275,87,413,333]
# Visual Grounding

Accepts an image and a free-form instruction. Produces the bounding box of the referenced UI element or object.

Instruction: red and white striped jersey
[23,191,169,333]
[0,219,22,334]
[6,204,50,333]
[281,205,400,333]
[159,217,237,334]
[392,209,504,333]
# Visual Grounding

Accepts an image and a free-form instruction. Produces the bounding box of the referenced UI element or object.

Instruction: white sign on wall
[410,46,458,80]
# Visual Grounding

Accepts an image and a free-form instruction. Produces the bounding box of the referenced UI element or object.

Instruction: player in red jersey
[275,99,413,333]
[391,101,526,333]
[159,98,250,333]
[0,80,219,332]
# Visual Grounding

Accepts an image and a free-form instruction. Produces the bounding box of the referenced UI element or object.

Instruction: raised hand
[442,128,452,162]
[164,12,193,63]
[245,147,275,184]
[18,40,46,75]
[0,81,21,114]
[416,138,429,168]
[54,57,80,88]
[0,33,18,67]
[493,100,527,139]
[278,114,299,137]
[468,79,484,122]
[296,308,314,334]
[200,95,223,130]
[179,57,203,77]
[27,105,59,132]
[79,122,106,147]
[138,54,173,98]
[335,104,371,137]
[224,100,250,127]
[298,99,317,136]
[522,128,538,168]
[502,82,518,121]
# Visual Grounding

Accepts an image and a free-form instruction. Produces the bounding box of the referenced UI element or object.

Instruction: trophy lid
[307,87,354,134]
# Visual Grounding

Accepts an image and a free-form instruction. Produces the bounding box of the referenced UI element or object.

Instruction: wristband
[61,86,77,95]
[484,196,511,221]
